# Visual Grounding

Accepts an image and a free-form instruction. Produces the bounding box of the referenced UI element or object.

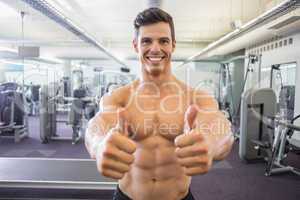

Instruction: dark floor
[0,115,90,158]
[0,116,299,199]
[190,142,300,200]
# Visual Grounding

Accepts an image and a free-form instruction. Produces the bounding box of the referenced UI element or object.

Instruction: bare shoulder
[172,77,192,94]
[100,81,135,111]
[192,89,218,110]
[177,81,218,110]
[173,78,217,109]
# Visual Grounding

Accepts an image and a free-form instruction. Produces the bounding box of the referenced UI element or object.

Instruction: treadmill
[0,157,118,199]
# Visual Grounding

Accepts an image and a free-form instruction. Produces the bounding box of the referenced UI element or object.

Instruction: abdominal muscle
[119,135,191,200]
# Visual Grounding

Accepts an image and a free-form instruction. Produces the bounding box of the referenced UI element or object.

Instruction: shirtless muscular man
[85,7,234,200]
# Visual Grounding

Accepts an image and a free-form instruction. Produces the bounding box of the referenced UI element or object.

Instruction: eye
[141,38,151,45]
[160,38,170,45]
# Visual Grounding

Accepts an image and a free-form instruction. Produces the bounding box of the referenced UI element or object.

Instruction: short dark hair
[134,7,175,42]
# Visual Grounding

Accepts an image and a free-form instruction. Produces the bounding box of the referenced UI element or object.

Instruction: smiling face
[133,22,176,77]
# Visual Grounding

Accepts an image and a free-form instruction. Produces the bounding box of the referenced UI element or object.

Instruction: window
[271,63,297,104]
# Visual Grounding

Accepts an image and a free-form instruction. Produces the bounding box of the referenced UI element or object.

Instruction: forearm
[85,131,105,159]
[211,131,234,161]
[194,109,234,161]
[85,116,112,159]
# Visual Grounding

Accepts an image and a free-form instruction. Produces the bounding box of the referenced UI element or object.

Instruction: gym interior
[0,0,299,199]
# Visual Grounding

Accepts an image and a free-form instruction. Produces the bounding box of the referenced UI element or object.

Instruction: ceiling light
[113,51,127,61]
[0,1,18,17]
[0,46,17,52]
[55,0,72,11]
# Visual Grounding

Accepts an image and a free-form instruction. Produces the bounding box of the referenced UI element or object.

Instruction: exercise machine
[239,88,276,161]
[25,83,40,116]
[218,63,234,121]
[265,114,300,176]
[0,82,28,143]
[39,83,97,144]
[94,70,136,97]
[239,87,300,176]
[227,54,258,138]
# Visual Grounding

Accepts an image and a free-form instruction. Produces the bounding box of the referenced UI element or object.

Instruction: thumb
[117,108,129,136]
[184,105,198,134]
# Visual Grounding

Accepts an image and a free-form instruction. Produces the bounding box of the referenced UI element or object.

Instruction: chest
[126,93,189,141]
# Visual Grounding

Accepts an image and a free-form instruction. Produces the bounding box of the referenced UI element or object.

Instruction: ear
[172,40,176,52]
[133,38,139,53]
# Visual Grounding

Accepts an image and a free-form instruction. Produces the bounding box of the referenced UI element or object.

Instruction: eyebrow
[140,37,171,40]
[160,37,170,41]
[141,37,151,40]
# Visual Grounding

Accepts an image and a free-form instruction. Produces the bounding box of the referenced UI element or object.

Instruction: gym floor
[0,116,299,199]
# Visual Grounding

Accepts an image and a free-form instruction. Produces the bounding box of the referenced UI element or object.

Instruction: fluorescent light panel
[0,1,18,17]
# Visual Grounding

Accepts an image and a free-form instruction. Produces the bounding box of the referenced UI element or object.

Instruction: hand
[95,109,136,179]
[174,105,214,176]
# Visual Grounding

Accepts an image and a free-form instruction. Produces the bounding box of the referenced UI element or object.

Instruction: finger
[102,158,131,173]
[117,108,129,136]
[184,165,210,176]
[175,144,208,158]
[113,134,137,154]
[184,105,198,134]
[177,156,209,168]
[104,145,135,165]
[174,130,203,148]
[101,168,124,180]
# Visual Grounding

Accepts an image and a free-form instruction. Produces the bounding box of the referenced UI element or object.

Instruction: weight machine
[239,87,300,176]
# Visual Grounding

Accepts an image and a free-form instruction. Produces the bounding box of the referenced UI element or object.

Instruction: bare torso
[85,18,233,200]
[119,79,192,200]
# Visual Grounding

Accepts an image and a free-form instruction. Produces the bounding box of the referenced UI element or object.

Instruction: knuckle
[102,147,113,157]
[177,158,183,165]
[130,143,137,153]
[186,172,193,176]
[202,158,209,165]
[118,173,125,179]
[110,131,118,139]
[201,144,209,152]
[202,162,212,172]
[202,165,210,173]
[196,157,204,164]
[175,147,181,156]
[106,134,114,143]
[97,161,106,173]
[100,160,108,170]
[193,167,209,175]
[124,164,130,172]
[194,146,206,154]
[128,155,135,164]
[101,169,111,177]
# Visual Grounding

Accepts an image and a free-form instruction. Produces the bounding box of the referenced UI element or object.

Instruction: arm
[196,111,234,161]
[174,89,234,176]
[85,86,136,180]
[85,90,122,159]
[193,90,234,161]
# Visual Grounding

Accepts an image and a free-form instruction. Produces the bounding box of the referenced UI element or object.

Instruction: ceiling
[0,0,283,66]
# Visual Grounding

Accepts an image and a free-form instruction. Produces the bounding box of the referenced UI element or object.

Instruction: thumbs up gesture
[95,109,136,179]
[174,105,215,176]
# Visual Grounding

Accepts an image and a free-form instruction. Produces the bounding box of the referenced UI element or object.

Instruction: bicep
[193,90,218,111]
[85,94,120,158]
[192,90,231,131]
[90,94,120,134]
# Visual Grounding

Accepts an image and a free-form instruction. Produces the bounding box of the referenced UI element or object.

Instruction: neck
[137,74,182,96]
[141,65,173,86]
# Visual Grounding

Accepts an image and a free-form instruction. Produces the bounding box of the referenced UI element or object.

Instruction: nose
[149,41,161,53]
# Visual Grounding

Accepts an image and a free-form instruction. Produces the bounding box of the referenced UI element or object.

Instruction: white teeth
[148,57,163,61]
